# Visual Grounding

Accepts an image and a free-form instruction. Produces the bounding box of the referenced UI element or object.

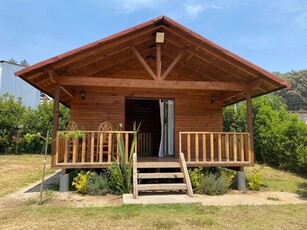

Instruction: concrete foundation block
[236,171,246,191]
[59,174,69,192]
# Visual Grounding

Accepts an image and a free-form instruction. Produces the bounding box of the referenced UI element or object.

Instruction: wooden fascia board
[56,76,247,91]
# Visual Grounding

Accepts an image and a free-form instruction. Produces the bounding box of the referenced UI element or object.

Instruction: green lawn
[0,155,306,229]
[0,204,306,229]
[246,164,307,197]
[0,154,56,197]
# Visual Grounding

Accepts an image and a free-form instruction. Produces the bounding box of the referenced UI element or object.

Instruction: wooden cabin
[15,16,290,195]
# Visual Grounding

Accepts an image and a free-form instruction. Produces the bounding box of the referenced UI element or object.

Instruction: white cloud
[184,4,205,17]
[93,0,228,17]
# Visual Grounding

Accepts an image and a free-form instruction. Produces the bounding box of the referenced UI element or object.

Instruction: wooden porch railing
[179,132,251,165]
[55,131,135,167]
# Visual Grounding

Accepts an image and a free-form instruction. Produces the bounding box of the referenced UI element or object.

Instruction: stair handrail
[179,152,193,197]
[132,152,138,199]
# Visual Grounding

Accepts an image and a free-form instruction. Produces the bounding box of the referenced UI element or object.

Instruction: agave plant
[107,122,140,194]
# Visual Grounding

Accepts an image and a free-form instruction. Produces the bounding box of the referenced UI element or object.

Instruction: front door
[125,98,174,157]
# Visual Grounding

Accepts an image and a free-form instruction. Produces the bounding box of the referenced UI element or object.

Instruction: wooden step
[138,183,187,191]
[138,172,184,179]
[137,161,180,168]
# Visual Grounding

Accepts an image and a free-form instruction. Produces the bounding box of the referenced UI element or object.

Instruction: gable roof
[15,15,290,107]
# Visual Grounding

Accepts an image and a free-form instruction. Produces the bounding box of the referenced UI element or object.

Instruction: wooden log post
[246,91,255,165]
[51,84,60,167]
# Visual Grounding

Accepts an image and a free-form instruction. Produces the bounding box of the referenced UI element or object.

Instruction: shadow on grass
[296,182,307,199]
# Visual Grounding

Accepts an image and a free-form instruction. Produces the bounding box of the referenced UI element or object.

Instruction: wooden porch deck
[53,131,253,169]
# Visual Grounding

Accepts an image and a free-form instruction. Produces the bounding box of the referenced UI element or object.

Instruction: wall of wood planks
[70,87,223,158]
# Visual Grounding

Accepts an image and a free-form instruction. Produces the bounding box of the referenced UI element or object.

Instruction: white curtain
[158,100,164,157]
[167,100,174,155]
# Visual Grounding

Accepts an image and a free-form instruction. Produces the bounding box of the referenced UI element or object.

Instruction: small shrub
[72,170,95,194]
[246,169,263,191]
[87,174,109,195]
[188,167,204,190]
[197,171,232,195]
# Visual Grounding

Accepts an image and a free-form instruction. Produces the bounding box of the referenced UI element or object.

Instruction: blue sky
[1,0,306,73]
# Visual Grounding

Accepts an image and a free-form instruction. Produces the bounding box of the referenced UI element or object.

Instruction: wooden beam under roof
[48,70,74,98]
[130,46,157,80]
[162,48,185,80]
[55,76,248,91]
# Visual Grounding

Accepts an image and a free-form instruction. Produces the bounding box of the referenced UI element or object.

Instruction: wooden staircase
[132,153,193,198]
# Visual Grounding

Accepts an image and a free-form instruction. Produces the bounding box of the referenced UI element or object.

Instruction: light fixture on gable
[156,32,165,43]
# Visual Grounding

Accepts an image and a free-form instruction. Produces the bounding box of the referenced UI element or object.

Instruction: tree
[275,70,307,110]
[0,93,70,154]
[0,93,27,153]
[22,99,70,153]
[20,59,30,67]
[7,58,18,64]
[223,94,307,174]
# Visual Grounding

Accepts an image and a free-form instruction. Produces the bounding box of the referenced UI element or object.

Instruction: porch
[53,130,252,168]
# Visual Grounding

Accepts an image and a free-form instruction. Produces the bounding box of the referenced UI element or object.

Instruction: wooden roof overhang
[15,16,290,107]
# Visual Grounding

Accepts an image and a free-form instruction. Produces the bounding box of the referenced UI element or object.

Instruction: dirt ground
[0,172,306,208]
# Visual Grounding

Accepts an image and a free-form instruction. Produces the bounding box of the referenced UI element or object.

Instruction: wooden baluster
[72,137,78,163]
[195,133,199,162]
[90,132,95,163]
[240,134,244,161]
[82,133,86,163]
[125,133,129,163]
[179,133,182,155]
[187,133,191,162]
[210,133,214,161]
[202,134,206,162]
[108,133,112,162]
[246,133,250,162]
[64,137,68,163]
[218,133,222,162]
[99,133,103,163]
[225,134,229,162]
[233,134,237,162]
[55,134,59,164]
[117,133,120,161]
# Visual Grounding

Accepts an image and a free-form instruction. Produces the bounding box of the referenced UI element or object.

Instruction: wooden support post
[246,91,255,164]
[51,84,60,167]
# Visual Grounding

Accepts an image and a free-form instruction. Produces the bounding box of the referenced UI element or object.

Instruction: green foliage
[107,123,140,194]
[0,93,70,154]
[197,171,232,195]
[58,130,83,139]
[275,70,307,110]
[0,93,27,153]
[188,167,204,190]
[72,170,95,194]
[223,94,307,174]
[86,174,109,196]
[246,169,263,191]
